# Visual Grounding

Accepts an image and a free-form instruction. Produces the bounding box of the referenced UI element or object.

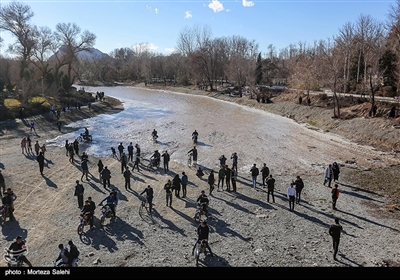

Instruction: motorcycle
[77,213,91,235]
[99,204,114,225]
[3,246,29,267]
[194,202,209,222]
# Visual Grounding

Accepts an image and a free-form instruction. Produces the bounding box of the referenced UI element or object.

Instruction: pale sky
[0,0,395,56]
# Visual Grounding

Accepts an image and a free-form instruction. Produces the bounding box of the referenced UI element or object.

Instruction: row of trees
[2,1,400,117]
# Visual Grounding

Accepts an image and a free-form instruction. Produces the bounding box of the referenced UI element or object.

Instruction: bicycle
[139,195,148,214]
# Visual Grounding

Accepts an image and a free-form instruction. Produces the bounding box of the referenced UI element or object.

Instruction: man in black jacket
[329,217,343,260]
[140,185,154,213]
[36,152,45,175]
[8,236,32,267]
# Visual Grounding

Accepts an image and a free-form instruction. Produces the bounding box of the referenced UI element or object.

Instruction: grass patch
[4,98,21,108]
[307,120,317,126]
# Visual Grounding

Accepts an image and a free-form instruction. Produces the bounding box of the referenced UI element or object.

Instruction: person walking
[266,175,276,203]
[231,152,238,172]
[188,146,198,167]
[133,154,140,172]
[324,164,333,188]
[20,137,27,154]
[181,171,188,198]
[68,143,75,163]
[250,164,259,189]
[101,166,111,189]
[217,165,226,191]
[73,139,79,157]
[191,221,213,257]
[36,151,45,175]
[331,183,340,210]
[208,170,215,195]
[332,162,340,182]
[164,179,173,207]
[231,166,237,192]
[135,143,141,157]
[294,175,304,204]
[80,158,90,181]
[123,167,132,190]
[30,121,36,133]
[57,120,62,132]
[260,163,270,188]
[140,185,154,213]
[329,217,343,260]
[162,150,170,173]
[287,182,296,212]
[74,180,85,209]
[172,174,181,198]
[64,140,69,156]
[97,159,104,181]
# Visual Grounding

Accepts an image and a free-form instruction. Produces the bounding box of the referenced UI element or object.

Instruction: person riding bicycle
[150,150,161,166]
[99,191,117,218]
[8,236,32,267]
[140,185,154,213]
[151,129,158,140]
[191,221,213,257]
[196,190,209,216]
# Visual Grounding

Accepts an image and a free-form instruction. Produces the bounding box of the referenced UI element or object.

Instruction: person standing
[101,166,111,189]
[266,175,276,203]
[231,152,238,172]
[117,142,124,159]
[120,152,128,174]
[324,164,333,188]
[21,137,27,154]
[218,155,227,167]
[2,188,17,221]
[73,139,79,157]
[30,121,36,133]
[294,175,304,204]
[80,158,90,181]
[57,120,62,132]
[287,182,296,212]
[188,146,198,167]
[127,142,134,162]
[231,166,237,192]
[36,151,45,175]
[140,185,154,213]
[260,163,270,188]
[97,159,104,181]
[68,143,75,163]
[329,217,343,260]
[217,165,226,191]
[74,180,85,209]
[225,165,232,191]
[164,179,173,207]
[331,183,340,210]
[135,143,141,157]
[26,136,33,154]
[35,140,41,156]
[250,164,259,189]
[123,167,132,190]
[172,174,181,198]
[181,171,188,198]
[0,170,6,196]
[162,150,170,173]
[208,170,215,195]
[64,140,69,156]
[332,162,340,182]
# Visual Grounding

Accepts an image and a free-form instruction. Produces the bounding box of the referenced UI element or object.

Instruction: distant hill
[50,46,110,61]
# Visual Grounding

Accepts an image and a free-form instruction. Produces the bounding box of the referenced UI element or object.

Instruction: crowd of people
[2,123,345,266]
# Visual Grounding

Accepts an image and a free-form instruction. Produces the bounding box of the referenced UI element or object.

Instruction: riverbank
[0,84,399,271]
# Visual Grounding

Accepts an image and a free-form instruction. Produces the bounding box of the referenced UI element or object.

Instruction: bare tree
[53,22,96,89]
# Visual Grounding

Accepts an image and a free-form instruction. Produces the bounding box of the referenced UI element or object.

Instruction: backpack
[70,245,80,259]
